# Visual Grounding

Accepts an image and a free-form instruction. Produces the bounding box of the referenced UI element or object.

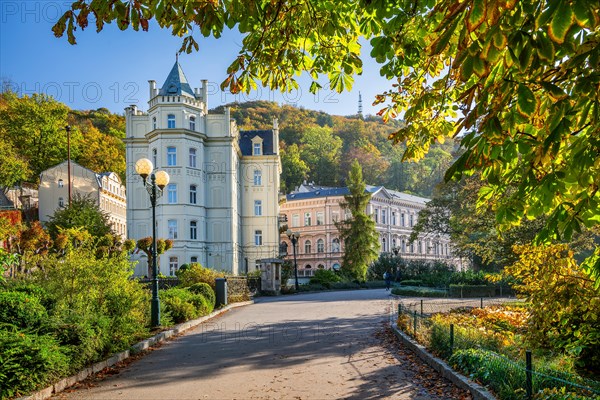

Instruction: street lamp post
[65,125,72,206]
[135,158,170,329]
[286,229,300,291]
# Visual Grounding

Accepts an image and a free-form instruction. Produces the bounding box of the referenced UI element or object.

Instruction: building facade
[124,62,281,276]
[38,161,127,238]
[280,184,455,277]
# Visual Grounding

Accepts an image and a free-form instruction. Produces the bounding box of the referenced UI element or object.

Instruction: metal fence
[390,297,600,400]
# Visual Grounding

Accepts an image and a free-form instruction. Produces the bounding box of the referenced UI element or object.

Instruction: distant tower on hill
[358,91,363,117]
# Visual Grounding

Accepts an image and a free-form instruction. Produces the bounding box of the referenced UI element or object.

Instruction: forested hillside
[216,101,458,196]
[0,90,126,189]
[0,91,456,198]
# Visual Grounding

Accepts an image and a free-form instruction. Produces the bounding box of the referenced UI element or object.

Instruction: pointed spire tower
[358,91,363,118]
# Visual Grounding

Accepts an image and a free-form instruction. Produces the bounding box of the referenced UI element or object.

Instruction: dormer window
[253,143,261,155]
[167,114,175,129]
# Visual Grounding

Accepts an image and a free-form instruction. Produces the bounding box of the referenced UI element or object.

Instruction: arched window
[317,239,324,253]
[152,116,157,130]
[332,238,340,252]
[167,114,176,128]
[304,240,312,254]
[58,179,64,188]
[382,237,387,252]
[189,116,196,131]
[152,148,157,167]
[317,264,325,269]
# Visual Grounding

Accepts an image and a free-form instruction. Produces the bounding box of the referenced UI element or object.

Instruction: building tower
[124,61,281,276]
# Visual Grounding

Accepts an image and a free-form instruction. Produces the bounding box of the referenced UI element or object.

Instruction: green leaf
[535,34,555,62]
[548,1,574,44]
[467,0,486,32]
[516,84,537,117]
[429,17,460,56]
[572,0,593,28]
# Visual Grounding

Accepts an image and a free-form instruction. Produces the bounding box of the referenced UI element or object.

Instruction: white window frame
[304,212,312,226]
[190,220,197,240]
[189,148,197,168]
[169,256,178,276]
[168,219,178,239]
[167,114,176,129]
[317,239,324,253]
[255,230,263,246]
[167,184,177,203]
[254,200,262,216]
[253,170,262,185]
[167,147,177,166]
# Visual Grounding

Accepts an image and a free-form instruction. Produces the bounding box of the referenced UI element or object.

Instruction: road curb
[389,323,496,400]
[17,300,254,400]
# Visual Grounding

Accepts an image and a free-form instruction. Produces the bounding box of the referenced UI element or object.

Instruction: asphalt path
[53,289,471,399]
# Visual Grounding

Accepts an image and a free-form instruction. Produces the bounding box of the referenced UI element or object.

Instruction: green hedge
[391,286,447,297]
[0,328,69,399]
[0,291,47,329]
[449,284,496,298]
[162,288,213,323]
[188,283,216,307]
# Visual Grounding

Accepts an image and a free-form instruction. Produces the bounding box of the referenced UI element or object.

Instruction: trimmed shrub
[449,284,496,298]
[176,263,225,290]
[188,282,216,308]
[391,286,447,297]
[162,287,214,323]
[0,291,47,329]
[310,269,341,288]
[162,288,198,323]
[400,279,423,286]
[0,328,69,399]
[47,312,112,370]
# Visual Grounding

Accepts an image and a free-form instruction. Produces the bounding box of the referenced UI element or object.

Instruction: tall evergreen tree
[336,160,379,281]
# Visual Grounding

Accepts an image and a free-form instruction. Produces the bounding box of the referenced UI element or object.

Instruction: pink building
[280,184,455,277]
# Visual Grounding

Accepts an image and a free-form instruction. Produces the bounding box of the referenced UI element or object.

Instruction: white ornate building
[38,161,127,238]
[280,184,456,277]
[124,62,281,276]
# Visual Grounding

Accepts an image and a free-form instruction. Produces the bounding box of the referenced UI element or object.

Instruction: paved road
[54,290,471,399]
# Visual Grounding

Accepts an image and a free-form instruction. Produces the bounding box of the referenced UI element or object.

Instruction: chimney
[148,80,157,99]
[201,79,208,114]
[273,118,280,155]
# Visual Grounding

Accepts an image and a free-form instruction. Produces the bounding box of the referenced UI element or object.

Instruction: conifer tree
[336,159,379,281]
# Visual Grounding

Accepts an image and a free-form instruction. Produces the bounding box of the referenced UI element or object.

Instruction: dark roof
[239,130,275,156]
[0,191,14,209]
[287,187,350,200]
[158,62,195,97]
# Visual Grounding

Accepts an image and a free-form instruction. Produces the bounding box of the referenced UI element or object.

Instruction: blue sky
[0,1,393,117]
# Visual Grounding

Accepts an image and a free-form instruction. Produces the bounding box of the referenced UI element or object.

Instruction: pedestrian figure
[384,270,392,291]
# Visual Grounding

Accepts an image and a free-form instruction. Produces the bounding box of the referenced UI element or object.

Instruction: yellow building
[38,161,127,238]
